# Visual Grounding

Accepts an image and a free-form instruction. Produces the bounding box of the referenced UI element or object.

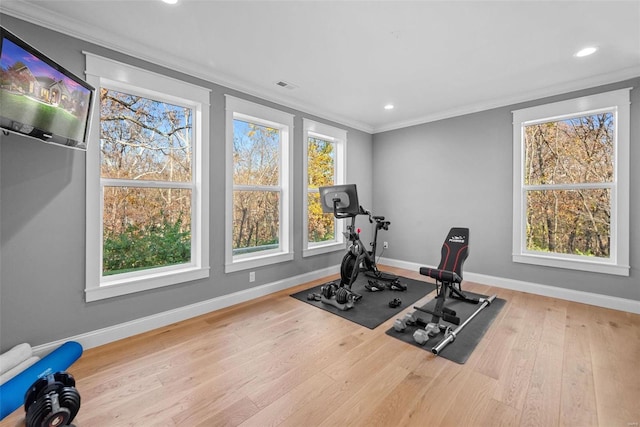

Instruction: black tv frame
[0,26,94,150]
[318,184,360,218]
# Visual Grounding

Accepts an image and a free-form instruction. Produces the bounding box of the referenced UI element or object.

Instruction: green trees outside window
[232,120,281,254]
[100,89,193,274]
[523,113,613,258]
[307,137,336,243]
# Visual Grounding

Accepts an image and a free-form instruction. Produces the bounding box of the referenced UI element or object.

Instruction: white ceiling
[2,0,639,133]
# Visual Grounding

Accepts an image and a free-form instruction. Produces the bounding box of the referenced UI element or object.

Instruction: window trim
[512,88,630,276]
[84,53,210,301]
[302,118,347,257]
[224,95,294,273]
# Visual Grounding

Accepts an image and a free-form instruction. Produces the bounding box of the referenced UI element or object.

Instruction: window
[512,88,630,276]
[225,96,293,272]
[85,53,210,301]
[303,119,347,257]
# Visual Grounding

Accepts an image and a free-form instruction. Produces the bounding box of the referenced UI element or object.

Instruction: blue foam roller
[0,341,83,420]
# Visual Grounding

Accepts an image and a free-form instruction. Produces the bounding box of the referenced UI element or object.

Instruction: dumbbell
[412,323,450,345]
[393,311,428,332]
[321,283,337,299]
[24,371,81,427]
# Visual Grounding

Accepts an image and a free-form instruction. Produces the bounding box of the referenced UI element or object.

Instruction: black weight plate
[24,377,49,411]
[335,287,349,304]
[59,387,81,421]
[25,393,52,427]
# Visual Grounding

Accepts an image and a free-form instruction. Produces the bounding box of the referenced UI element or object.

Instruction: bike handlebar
[358,206,390,228]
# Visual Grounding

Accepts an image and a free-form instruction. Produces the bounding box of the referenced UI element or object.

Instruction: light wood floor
[2,266,639,426]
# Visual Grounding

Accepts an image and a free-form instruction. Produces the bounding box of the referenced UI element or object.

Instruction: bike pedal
[388,279,407,291]
[365,280,385,292]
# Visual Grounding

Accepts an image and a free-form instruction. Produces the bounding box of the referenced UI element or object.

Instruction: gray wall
[373,79,639,302]
[2,13,637,352]
[0,14,373,351]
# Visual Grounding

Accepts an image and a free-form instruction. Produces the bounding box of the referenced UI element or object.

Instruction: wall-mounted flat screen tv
[0,26,94,150]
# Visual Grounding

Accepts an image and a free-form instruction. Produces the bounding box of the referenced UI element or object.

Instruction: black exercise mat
[385,292,506,364]
[291,275,437,329]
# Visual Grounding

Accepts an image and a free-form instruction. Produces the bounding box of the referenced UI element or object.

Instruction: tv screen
[0,26,94,150]
[319,184,360,217]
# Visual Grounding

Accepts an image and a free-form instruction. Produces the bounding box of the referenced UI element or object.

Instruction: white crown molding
[372,66,640,133]
[0,2,374,134]
[6,2,636,136]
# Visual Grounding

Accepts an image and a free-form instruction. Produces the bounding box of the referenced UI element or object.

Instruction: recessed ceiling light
[162,0,178,4]
[575,46,597,57]
[384,104,394,110]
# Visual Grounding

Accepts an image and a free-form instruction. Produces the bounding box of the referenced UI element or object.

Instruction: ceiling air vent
[276,80,298,90]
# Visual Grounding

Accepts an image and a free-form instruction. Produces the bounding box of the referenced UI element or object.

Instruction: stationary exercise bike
[315,184,400,310]
[339,205,397,290]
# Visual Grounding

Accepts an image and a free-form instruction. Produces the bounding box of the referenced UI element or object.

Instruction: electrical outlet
[383,241,389,249]
[249,271,255,282]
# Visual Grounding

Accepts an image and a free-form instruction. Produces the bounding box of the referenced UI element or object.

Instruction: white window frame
[225,95,294,273]
[302,119,347,257]
[84,53,210,301]
[512,88,630,276]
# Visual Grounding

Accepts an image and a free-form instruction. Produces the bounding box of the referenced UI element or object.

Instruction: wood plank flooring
[2,266,639,426]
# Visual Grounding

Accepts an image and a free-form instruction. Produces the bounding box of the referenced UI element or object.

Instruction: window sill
[225,251,294,273]
[86,266,210,302]
[513,253,629,276]
[303,242,345,258]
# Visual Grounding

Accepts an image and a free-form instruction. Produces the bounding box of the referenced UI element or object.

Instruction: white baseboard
[32,265,339,356]
[379,257,640,315]
[33,258,639,356]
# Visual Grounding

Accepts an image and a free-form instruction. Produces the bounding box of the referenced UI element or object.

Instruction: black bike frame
[341,207,390,288]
